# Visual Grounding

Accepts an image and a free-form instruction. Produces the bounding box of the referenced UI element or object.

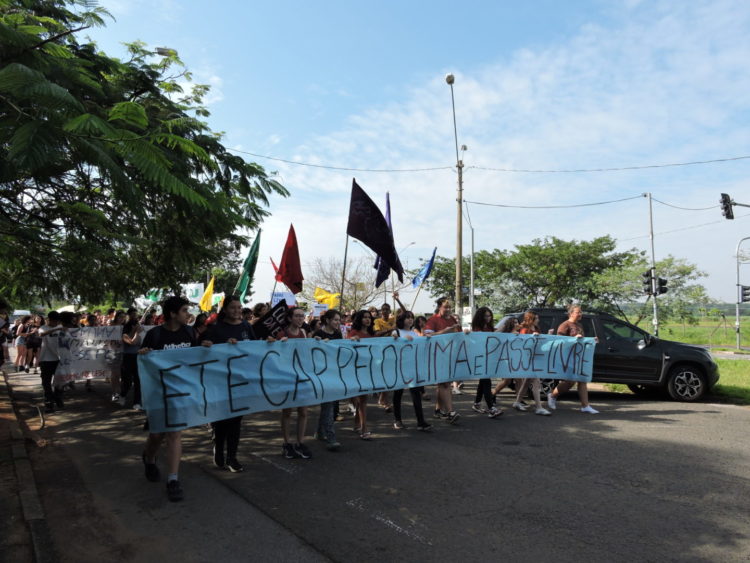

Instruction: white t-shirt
[392,328,419,339]
[39,325,63,362]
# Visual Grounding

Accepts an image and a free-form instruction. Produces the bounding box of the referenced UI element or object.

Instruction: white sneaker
[451,387,462,395]
[580,405,599,414]
[512,402,528,412]
[132,403,143,411]
[487,407,503,419]
[535,407,551,416]
[547,395,557,410]
[111,393,120,402]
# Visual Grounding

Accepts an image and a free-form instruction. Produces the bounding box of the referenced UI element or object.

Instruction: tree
[425,236,640,312]
[0,0,288,307]
[301,256,398,312]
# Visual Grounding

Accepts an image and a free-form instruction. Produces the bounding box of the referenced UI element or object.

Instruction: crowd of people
[0,297,597,502]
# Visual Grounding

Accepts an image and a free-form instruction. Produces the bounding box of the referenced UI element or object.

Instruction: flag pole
[410,285,423,312]
[340,236,350,311]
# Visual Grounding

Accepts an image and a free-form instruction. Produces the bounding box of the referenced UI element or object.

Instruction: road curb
[1,369,58,563]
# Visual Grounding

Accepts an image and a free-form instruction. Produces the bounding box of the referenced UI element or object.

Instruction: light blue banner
[138,332,595,433]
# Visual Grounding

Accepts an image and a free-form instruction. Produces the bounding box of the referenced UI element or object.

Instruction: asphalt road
[8,371,750,562]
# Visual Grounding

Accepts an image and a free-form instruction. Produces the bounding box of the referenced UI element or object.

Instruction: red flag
[277,224,304,294]
[270,257,281,281]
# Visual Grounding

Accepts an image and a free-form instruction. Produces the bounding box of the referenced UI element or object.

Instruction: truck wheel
[667,365,707,402]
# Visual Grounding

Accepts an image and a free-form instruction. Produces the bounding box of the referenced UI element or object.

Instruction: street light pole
[736,237,750,349]
[645,192,660,336]
[446,73,463,310]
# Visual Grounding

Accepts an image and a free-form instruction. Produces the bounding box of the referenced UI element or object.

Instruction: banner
[182,283,205,303]
[271,291,296,306]
[53,326,124,384]
[138,332,596,433]
[252,299,291,340]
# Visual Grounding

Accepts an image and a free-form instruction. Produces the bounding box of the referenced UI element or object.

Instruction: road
[5,368,750,562]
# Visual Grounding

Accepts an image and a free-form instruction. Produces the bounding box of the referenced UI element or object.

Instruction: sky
[88,0,750,313]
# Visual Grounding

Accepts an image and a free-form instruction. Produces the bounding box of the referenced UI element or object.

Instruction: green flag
[234,231,261,303]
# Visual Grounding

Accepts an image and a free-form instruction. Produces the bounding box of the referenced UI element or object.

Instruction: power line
[651,197,718,211]
[226,148,452,173]
[227,147,750,175]
[618,212,750,241]
[465,194,643,209]
[468,155,750,173]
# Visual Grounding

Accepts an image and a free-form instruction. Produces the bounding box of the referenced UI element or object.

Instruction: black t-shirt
[313,328,342,340]
[141,324,197,351]
[203,320,256,344]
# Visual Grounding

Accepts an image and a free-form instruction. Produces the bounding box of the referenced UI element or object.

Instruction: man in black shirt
[139,296,197,502]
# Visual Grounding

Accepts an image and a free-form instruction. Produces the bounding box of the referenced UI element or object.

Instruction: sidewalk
[1,357,328,563]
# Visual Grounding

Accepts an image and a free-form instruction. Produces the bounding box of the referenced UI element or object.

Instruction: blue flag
[374,192,393,288]
[411,247,437,289]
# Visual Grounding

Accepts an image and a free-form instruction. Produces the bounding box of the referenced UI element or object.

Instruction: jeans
[40,360,59,405]
[120,354,141,405]
[316,402,336,441]
[474,378,494,409]
[212,416,243,461]
[393,387,426,425]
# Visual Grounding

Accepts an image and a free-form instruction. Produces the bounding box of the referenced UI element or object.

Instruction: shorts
[15,337,25,347]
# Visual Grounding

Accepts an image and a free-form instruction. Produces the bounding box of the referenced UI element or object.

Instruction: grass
[636,320,746,348]
[604,359,750,405]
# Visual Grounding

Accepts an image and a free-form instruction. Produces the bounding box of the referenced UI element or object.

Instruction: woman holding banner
[347,310,376,440]
[202,295,257,472]
[391,311,432,432]
[313,309,343,451]
[424,298,461,424]
[546,305,599,414]
[512,311,551,416]
[279,307,313,460]
[471,308,503,419]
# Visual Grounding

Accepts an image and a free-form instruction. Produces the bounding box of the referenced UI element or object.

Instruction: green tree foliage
[0,0,288,307]
[424,236,712,323]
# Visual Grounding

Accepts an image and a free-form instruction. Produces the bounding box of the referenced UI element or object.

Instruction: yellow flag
[199,276,215,312]
[314,287,340,308]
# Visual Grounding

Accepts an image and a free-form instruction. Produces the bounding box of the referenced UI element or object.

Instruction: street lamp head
[445,73,455,85]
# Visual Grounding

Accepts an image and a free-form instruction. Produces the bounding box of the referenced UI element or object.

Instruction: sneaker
[472,402,487,414]
[433,410,447,419]
[166,479,183,502]
[487,407,503,418]
[132,403,143,411]
[334,414,345,421]
[282,442,299,459]
[512,402,528,412]
[294,443,312,459]
[547,394,557,410]
[24,366,29,373]
[213,445,225,468]
[325,439,341,452]
[142,453,160,482]
[226,459,244,472]
[447,411,460,424]
[451,387,462,395]
[581,405,599,414]
[111,393,120,402]
[393,420,406,430]
[416,423,433,432]
[535,407,552,416]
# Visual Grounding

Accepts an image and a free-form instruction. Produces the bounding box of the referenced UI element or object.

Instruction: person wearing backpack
[201,295,257,473]
[139,296,198,502]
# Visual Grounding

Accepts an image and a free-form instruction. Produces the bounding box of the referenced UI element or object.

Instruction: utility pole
[446,73,463,309]
[645,192,659,336]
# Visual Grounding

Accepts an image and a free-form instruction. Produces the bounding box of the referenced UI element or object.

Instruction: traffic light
[642,270,654,296]
[720,193,734,220]
[656,278,668,295]
[742,285,750,303]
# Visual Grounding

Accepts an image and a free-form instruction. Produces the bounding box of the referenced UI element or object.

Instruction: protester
[38,311,64,412]
[312,309,343,451]
[471,307,503,418]
[250,302,269,325]
[192,312,209,339]
[14,315,31,372]
[120,312,143,409]
[424,298,461,424]
[139,296,198,502]
[279,307,312,459]
[492,317,520,400]
[0,310,9,365]
[373,299,398,412]
[512,311,551,416]
[24,314,44,374]
[108,310,126,403]
[347,310,376,440]
[391,311,432,431]
[546,305,599,414]
[201,295,257,472]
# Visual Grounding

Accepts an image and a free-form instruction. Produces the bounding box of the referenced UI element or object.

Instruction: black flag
[346,179,404,282]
